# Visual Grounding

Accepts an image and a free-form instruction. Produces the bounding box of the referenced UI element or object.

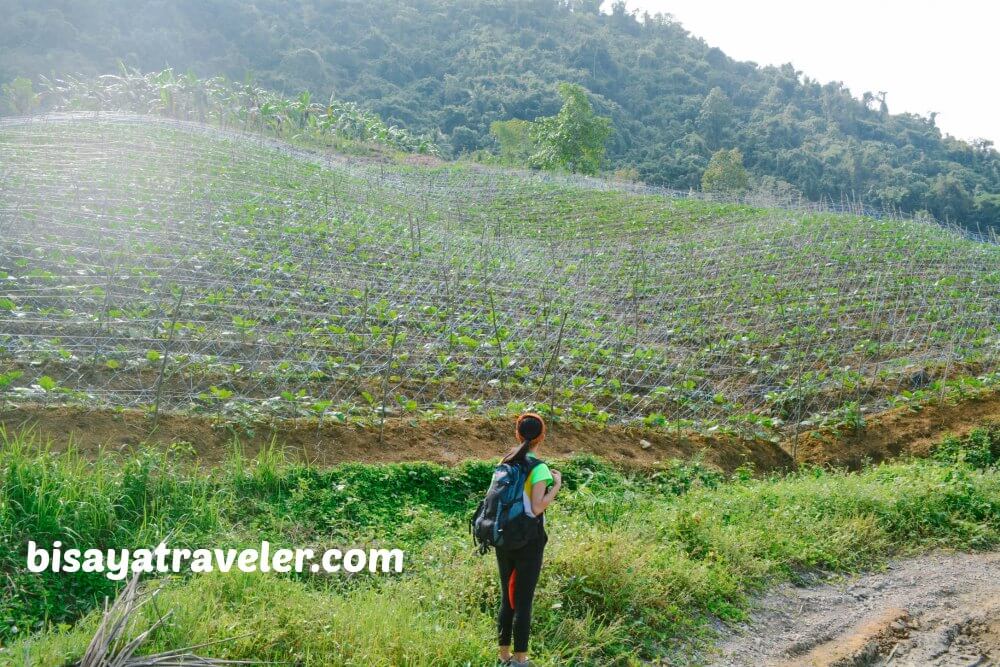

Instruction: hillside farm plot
[0,116,998,435]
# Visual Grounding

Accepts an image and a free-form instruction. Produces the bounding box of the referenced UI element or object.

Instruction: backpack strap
[521,456,543,488]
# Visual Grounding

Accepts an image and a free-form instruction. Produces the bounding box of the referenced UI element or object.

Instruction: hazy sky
[616,1,999,145]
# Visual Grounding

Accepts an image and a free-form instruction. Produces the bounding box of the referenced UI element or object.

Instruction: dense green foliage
[526,82,612,174]
[3,428,998,664]
[933,422,1000,469]
[701,148,750,193]
[490,118,536,164]
[2,0,999,229]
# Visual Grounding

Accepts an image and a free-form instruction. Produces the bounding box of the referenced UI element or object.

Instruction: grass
[932,422,1000,469]
[2,427,998,665]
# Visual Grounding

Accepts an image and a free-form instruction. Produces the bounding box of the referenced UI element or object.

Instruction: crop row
[1,118,997,435]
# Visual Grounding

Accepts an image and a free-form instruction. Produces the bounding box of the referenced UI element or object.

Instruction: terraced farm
[1,116,997,443]
[1,116,999,666]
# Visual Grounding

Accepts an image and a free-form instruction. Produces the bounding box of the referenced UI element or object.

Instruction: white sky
[613,1,999,145]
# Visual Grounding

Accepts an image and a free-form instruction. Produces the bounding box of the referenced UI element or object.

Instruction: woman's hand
[531,469,562,516]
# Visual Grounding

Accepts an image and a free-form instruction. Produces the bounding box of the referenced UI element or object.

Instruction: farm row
[1,117,998,436]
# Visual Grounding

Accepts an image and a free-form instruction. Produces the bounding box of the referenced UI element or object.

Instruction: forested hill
[2,0,998,228]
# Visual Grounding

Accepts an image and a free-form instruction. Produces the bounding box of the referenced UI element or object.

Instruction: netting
[1,115,998,435]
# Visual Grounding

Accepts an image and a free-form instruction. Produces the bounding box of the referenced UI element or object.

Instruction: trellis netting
[1,115,998,435]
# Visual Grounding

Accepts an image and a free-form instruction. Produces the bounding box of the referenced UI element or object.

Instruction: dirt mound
[709,551,1000,666]
[789,391,1000,468]
[0,404,790,472]
[3,391,997,472]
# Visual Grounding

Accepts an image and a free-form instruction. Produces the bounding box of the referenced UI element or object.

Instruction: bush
[933,423,1000,469]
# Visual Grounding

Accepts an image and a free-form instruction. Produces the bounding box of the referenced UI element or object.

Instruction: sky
[614,1,999,145]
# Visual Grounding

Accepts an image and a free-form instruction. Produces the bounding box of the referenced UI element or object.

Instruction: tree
[528,83,611,174]
[1,77,37,115]
[702,148,750,193]
[697,86,732,148]
[929,174,974,222]
[567,0,602,14]
[876,91,888,114]
[973,193,1000,231]
[450,125,480,154]
[490,119,535,164]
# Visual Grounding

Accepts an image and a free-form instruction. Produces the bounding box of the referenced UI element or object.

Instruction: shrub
[933,423,1000,469]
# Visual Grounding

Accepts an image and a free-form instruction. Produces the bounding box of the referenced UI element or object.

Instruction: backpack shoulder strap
[523,456,544,477]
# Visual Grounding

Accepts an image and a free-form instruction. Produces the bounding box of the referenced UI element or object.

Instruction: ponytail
[502,413,546,464]
[501,438,532,465]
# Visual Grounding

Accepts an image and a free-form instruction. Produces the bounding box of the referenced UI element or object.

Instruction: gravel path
[708,551,1000,666]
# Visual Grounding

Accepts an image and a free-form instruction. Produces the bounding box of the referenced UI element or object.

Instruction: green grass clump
[2,429,998,665]
[932,422,1000,469]
[0,431,221,639]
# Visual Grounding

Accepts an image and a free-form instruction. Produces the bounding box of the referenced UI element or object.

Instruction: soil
[708,551,1000,666]
[789,390,1000,469]
[0,404,791,472]
[2,389,997,472]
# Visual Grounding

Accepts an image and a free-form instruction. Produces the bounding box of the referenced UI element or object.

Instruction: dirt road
[709,551,1000,666]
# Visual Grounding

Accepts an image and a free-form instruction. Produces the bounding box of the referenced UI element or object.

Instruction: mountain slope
[2,0,999,230]
[1,116,997,437]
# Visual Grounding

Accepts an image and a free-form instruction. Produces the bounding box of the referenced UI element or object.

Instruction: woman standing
[496,413,561,667]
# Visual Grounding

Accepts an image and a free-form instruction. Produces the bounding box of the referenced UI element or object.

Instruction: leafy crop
[34,67,437,154]
[0,117,997,437]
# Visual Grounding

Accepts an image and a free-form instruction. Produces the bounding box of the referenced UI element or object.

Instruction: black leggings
[496,530,547,653]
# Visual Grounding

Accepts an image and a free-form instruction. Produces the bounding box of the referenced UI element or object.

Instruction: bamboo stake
[151,287,185,432]
[488,291,506,388]
[379,318,401,446]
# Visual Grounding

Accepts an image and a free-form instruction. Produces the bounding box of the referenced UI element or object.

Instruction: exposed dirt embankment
[0,404,790,472]
[2,390,997,472]
[790,391,1000,468]
[709,551,1000,667]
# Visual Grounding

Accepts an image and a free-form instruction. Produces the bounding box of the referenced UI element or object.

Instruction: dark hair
[502,414,544,464]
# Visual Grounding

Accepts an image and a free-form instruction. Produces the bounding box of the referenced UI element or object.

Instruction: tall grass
[1,427,998,665]
[0,428,221,639]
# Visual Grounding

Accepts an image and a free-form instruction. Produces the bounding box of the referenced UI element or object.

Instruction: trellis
[1,116,997,436]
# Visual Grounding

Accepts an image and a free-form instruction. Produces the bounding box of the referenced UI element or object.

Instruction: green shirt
[523,453,554,518]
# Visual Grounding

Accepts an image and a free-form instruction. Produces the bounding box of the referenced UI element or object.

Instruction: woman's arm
[530,469,562,516]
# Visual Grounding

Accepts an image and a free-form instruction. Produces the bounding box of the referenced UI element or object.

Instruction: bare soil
[709,551,1000,667]
[0,404,791,472]
[2,390,997,472]
[788,391,1000,469]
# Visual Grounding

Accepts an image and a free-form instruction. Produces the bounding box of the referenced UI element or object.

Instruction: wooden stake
[543,312,568,415]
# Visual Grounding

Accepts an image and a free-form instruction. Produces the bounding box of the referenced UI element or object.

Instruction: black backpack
[470,457,542,554]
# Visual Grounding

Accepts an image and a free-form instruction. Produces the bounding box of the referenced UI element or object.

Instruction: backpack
[470,457,542,554]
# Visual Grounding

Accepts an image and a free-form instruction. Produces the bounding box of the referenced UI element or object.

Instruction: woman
[496,413,562,667]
